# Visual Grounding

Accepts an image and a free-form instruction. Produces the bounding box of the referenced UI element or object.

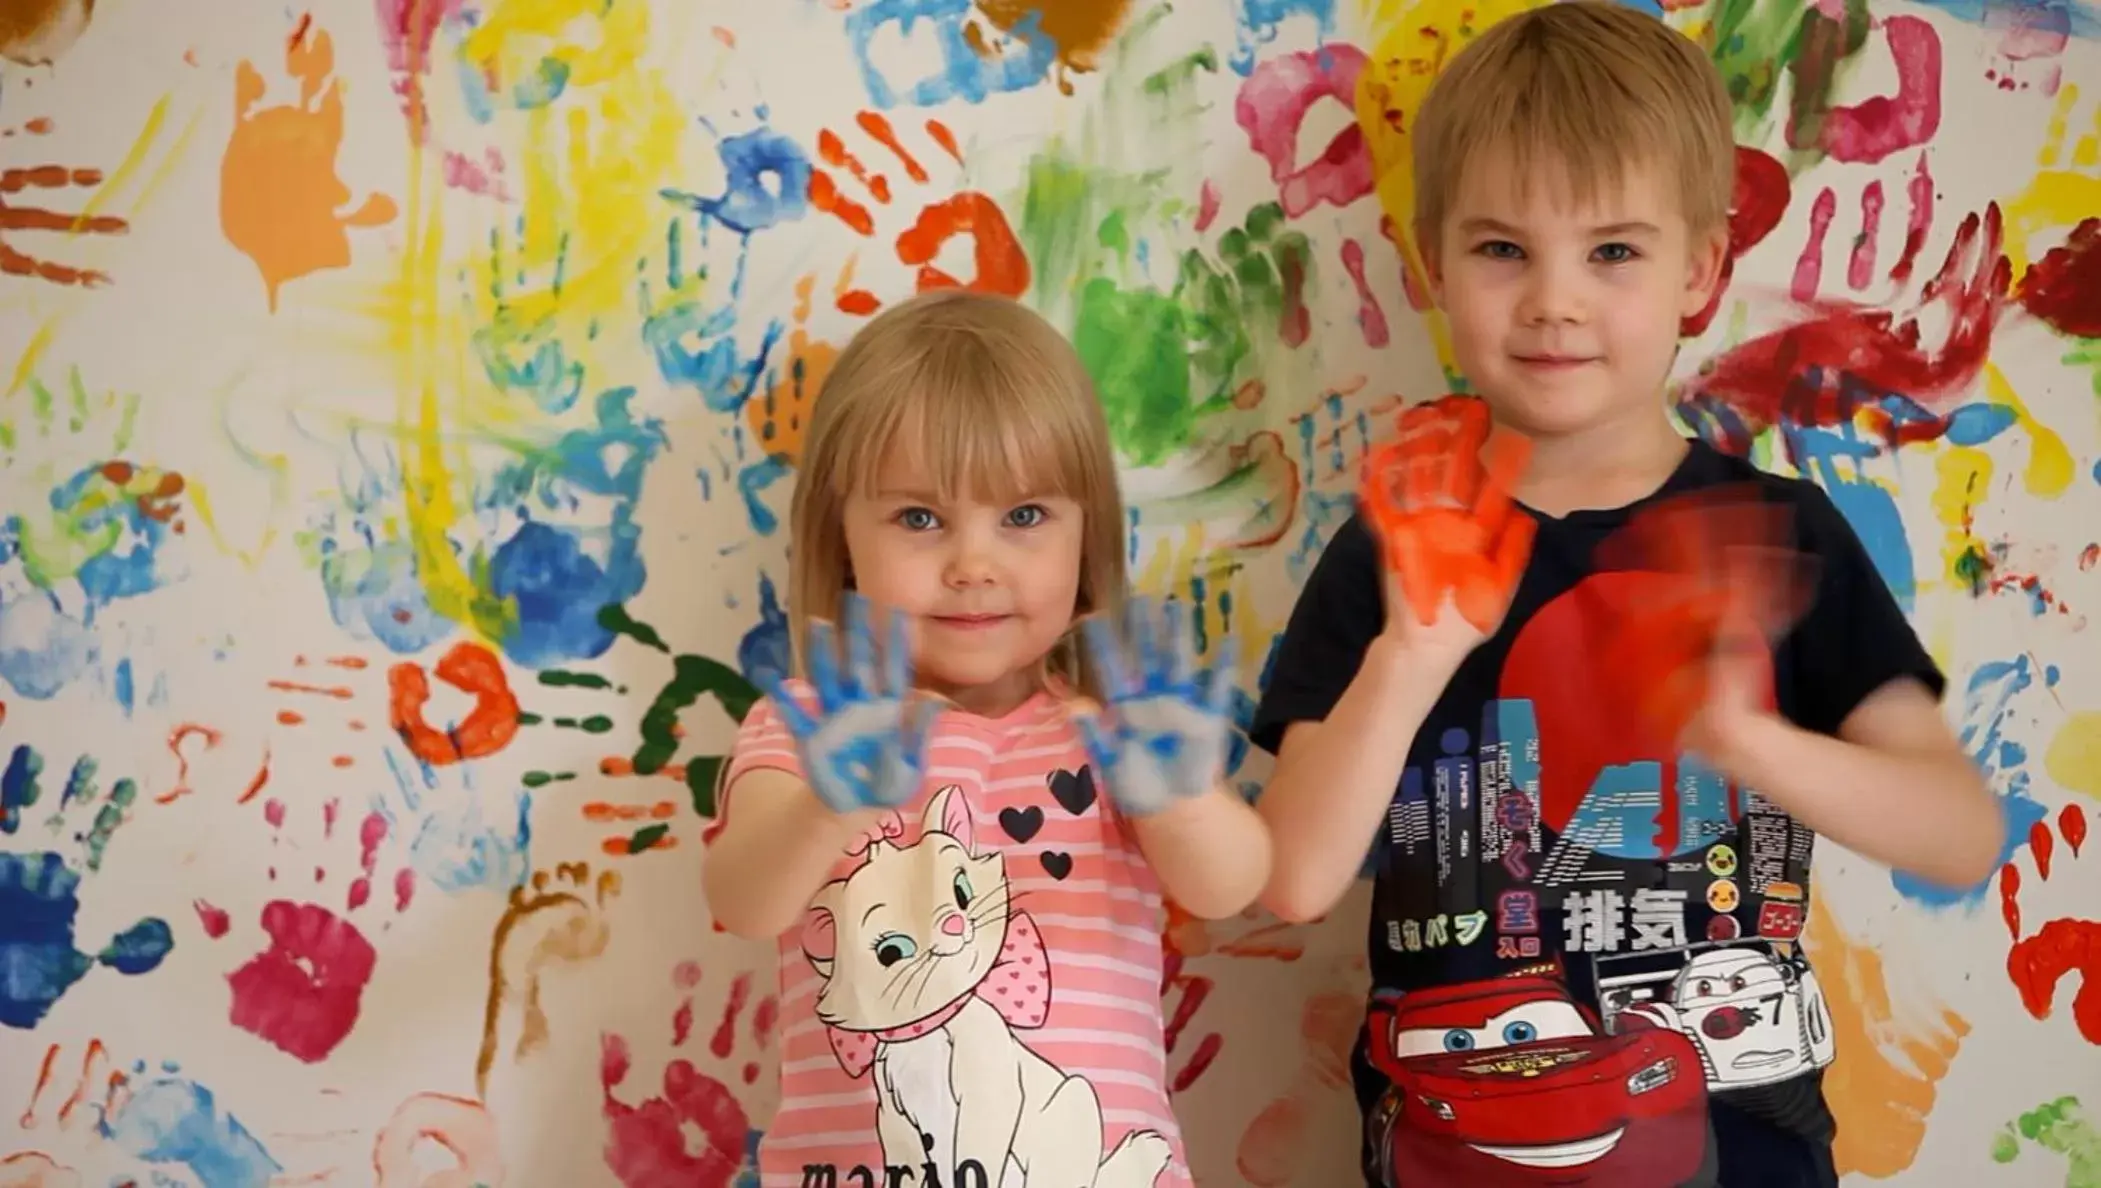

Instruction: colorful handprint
[1074,597,1237,819]
[1589,485,1821,746]
[1358,395,1535,635]
[761,594,932,815]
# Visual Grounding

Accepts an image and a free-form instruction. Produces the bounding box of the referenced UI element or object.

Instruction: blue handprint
[0,743,173,1029]
[761,594,934,815]
[1076,597,1238,818]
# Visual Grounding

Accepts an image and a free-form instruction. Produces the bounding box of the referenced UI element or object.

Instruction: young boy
[1251,4,2003,1186]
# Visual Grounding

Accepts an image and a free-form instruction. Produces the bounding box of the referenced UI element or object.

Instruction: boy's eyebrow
[1456,217,1664,237]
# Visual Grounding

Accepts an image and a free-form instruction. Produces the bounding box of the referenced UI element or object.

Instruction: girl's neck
[926,668,1046,719]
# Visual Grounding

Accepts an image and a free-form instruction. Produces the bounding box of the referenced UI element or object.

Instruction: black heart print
[998,806,1044,844]
[1048,766,1097,817]
[1039,852,1074,880]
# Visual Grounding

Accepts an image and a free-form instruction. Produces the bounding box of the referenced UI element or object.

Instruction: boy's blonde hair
[787,288,1126,699]
[1411,1,1735,246]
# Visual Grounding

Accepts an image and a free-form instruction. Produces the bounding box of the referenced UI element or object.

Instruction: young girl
[703,289,1270,1187]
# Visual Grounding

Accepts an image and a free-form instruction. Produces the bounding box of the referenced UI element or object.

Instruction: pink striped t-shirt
[717,682,1192,1188]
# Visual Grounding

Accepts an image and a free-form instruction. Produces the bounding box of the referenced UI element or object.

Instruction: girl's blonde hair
[787,288,1127,700]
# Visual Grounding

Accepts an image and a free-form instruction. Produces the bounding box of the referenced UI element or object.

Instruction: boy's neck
[1508,405,1690,520]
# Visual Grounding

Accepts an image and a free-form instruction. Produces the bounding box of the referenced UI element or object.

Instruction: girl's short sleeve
[702,688,808,847]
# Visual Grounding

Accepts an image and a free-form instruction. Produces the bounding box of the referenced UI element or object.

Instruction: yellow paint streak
[2002,84,2100,279]
[74,94,171,225]
[6,323,56,399]
[1981,364,2073,498]
[1354,0,1549,376]
[456,0,685,423]
[2044,711,2101,800]
[1804,896,1970,1178]
[1929,444,1991,588]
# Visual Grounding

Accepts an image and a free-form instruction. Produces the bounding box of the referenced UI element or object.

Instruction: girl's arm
[1128,784,1272,920]
[703,769,879,939]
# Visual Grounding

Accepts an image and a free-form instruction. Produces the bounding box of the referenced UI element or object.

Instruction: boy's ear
[1680,223,1730,317]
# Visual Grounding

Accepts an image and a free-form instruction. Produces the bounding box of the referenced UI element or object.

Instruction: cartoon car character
[1599,940,1835,1091]
[1365,977,1711,1186]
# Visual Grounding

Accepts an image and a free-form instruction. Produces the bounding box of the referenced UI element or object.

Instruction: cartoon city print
[1366,975,1712,1185]
[799,784,1172,1185]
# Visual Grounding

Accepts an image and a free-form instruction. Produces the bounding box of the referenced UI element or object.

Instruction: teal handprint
[761,594,934,815]
[1075,597,1238,818]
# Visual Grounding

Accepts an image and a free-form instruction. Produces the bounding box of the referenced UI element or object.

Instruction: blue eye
[1475,240,1523,260]
[1593,242,1637,264]
[873,933,917,967]
[1005,504,1047,528]
[1441,1029,1475,1052]
[1502,1020,1538,1044]
[897,507,938,531]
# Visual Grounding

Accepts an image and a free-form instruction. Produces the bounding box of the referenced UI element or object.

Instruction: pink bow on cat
[827,911,1051,1078]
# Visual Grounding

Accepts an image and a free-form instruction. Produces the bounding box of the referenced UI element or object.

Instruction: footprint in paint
[601,960,777,1188]
[477,861,624,1095]
[1990,1095,2101,1187]
[197,795,415,1064]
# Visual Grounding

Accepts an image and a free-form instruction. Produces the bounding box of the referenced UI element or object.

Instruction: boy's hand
[760,593,940,816]
[1591,487,1820,763]
[1359,396,1536,660]
[1071,597,1237,819]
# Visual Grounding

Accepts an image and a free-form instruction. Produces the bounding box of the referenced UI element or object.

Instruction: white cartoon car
[1595,939,1836,1091]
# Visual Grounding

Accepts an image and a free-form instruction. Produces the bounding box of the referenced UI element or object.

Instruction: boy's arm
[1703,485,2001,890]
[1128,784,1272,920]
[701,696,880,939]
[1248,515,1476,923]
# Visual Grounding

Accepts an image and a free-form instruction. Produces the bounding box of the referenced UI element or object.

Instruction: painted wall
[0,0,2097,1184]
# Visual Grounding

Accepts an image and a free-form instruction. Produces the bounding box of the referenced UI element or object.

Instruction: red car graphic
[1367,977,1711,1186]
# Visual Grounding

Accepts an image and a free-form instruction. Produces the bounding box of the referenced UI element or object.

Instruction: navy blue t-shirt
[1251,439,1944,1188]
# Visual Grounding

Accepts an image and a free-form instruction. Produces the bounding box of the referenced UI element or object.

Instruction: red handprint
[1358,396,1534,635]
[1589,486,1820,746]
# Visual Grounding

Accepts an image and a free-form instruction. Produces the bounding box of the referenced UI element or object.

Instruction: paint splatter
[0,0,94,65]
[224,900,377,1063]
[1235,44,1373,218]
[0,851,172,1029]
[2009,918,2101,1045]
[1805,896,1971,1177]
[1,163,129,287]
[220,20,397,310]
[600,964,761,1188]
[388,641,522,766]
[599,604,761,820]
[371,1092,503,1187]
[2016,217,2101,339]
[100,1067,282,1188]
[845,0,1060,109]
[1787,15,1943,165]
[973,0,1135,80]
[477,863,622,1094]
[1992,1096,2101,1186]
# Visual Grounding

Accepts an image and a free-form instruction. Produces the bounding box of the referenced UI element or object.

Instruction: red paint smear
[157,723,223,804]
[388,642,521,766]
[855,110,927,184]
[394,867,415,912]
[1793,186,1838,303]
[358,812,386,874]
[2007,918,2101,1045]
[1684,146,1790,337]
[1890,153,1934,284]
[710,973,751,1061]
[348,877,371,912]
[239,752,271,804]
[1341,237,1389,347]
[2001,863,2023,941]
[923,119,962,165]
[1164,976,1212,1053]
[1196,179,1221,232]
[2062,804,2088,856]
[264,799,286,829]
[808,170,873,235]
[1684,205,2007,453]
[672,997,695,1048]
[751,994,778,1046]
[1848,181,1885,291]
[1171,1031,1222,1093]
[226,900,376,1063]
[193,900,230,939]
[2081,545,2100,573]
[1233,44,1373,218]
[600,1034,748,1188]
[896,191,1030,299]
[2014,217,2101,338]
[2032,819,2056,879]
[1797,16,1943,164]
[287,12,313,51]
[815,129,891,205]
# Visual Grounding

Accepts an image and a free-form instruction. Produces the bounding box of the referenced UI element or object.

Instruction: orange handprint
[807,110,1029,314]
[1589,486,1820,746]
[1358,396,1534,634]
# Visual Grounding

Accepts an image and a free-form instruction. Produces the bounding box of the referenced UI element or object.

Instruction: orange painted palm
[1359,396,1536,634]
[1590,485,1821,744]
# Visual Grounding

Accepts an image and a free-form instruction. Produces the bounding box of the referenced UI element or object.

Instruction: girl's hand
[760,593,937,816]
[1360,396,1535,664]
[1071,597,1237,818]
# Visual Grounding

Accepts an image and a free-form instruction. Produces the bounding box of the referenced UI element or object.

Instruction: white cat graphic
[801,784,1172,1187]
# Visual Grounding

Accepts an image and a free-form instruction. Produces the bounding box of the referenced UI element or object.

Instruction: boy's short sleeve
[1249,512,1386,756]
[702,688,809,847]
[1782,483,1947,738]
